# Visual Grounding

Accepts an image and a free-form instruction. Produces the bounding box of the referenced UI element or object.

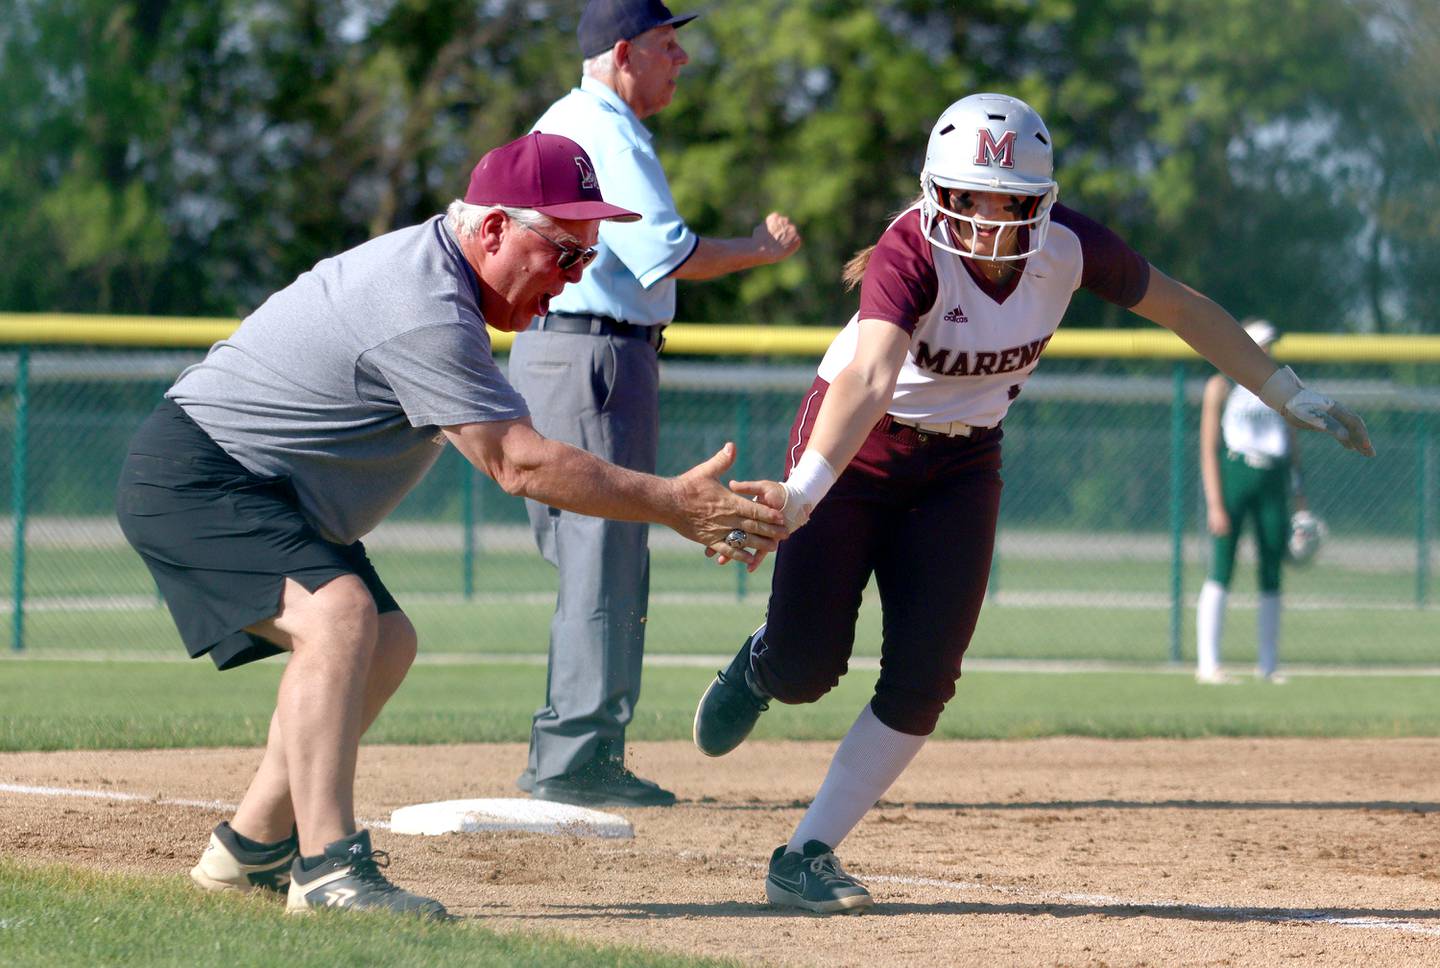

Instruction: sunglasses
[521,223,598,271]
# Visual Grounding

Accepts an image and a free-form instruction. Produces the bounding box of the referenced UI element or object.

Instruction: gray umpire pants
[508,326,660,781]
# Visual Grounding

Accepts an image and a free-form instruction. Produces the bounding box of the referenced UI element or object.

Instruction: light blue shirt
[532,77,698,326]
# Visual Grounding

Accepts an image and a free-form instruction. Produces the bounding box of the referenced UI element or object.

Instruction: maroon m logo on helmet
[974,128,1017,168]
[574,156,598,190]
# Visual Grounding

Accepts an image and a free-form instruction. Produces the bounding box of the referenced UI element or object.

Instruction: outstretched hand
[673,443,789,566]
[705,478,788,572]
[1282,391,1375,457]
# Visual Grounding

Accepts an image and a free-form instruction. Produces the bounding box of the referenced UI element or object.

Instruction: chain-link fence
[2,345,1435,668]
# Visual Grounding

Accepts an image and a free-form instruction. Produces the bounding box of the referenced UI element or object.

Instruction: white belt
[891,416,984,438]
[1227,449,1280,470]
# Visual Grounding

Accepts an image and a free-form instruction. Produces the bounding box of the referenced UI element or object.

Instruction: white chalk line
[0,782,391,829]
[4,781,1437,938]
[11,650,1440,678]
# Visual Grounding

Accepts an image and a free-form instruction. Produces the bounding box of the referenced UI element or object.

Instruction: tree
[2,0,1434,332]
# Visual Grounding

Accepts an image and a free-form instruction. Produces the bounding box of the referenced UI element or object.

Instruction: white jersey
[817,204,1150,427]
[1221,383,1291,459]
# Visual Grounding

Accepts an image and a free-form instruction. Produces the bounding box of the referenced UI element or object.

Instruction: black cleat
[190,821,297,895]
[693,628,771,757]
[765,840,873,914]
[531,760,676,808]
[286,830,448,919]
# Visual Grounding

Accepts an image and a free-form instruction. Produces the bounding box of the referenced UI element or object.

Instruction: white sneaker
[1195,669,1237,685]
[1259,672,1289,684]
[190,821,296,895]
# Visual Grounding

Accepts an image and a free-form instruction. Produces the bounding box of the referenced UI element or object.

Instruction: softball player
[1196,319,1305,683]
[693,93,1374,914]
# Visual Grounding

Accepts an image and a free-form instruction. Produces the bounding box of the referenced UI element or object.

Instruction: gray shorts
[115,398,399,670]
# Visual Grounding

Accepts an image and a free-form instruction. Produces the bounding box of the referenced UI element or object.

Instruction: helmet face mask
[919,93,1059,262]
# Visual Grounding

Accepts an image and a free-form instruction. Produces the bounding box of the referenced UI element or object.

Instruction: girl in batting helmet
[693,93,1375,915]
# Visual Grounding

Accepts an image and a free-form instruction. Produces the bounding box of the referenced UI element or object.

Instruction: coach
[510,0,802,809]
[115,132,786,918]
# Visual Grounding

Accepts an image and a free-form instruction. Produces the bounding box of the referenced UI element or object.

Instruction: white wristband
[780,449,837,530]
[1258,365,1304,412]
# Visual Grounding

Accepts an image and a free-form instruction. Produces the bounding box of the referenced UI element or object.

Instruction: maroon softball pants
[751,378,1004,736]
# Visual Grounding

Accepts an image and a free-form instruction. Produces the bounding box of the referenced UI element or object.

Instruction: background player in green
[1196,319,1308,684]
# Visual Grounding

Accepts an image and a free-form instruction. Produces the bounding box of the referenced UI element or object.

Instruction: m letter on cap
[974,128,1017,168]
[575,156,598,190]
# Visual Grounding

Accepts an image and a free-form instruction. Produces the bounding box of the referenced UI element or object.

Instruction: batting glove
[1258,366,1375,456]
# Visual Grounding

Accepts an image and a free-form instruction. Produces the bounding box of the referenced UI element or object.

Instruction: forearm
[670,236,776,280]
[445,420,680,529]
[1199,383,1225,509]
[804,368,895,473]
[500,437,680,526]
[1201,455,1224,511]
[1132,271,1277,395]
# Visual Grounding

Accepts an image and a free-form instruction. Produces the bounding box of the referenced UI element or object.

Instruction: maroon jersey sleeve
[857,209,939,334]
[1051,204,1151,308]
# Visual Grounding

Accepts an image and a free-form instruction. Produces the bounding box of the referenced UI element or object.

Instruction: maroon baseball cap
[464,132,640,223]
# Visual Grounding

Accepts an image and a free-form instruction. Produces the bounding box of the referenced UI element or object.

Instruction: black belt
[538,312,666,351]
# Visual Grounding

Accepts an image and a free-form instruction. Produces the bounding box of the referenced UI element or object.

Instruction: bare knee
[268,575,380,662]
[374,611,418,685]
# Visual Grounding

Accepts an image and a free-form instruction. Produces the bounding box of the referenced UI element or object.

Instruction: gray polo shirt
[169,215,529,545]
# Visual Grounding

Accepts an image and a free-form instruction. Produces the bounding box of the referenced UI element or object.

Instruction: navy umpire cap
[578,0,698,58]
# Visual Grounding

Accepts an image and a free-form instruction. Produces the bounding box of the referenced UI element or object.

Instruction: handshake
[693,449,839,570]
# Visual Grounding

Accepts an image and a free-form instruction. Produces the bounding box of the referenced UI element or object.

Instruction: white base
[389,798,633,839]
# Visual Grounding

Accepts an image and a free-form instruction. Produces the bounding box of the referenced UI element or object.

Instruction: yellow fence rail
[3,312,1440,362]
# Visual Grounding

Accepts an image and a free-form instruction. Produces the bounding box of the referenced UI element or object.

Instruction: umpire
[511,0,802,808]
[116,132,786,918]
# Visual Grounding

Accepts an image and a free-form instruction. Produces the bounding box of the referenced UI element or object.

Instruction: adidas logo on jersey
[943,305,968,324]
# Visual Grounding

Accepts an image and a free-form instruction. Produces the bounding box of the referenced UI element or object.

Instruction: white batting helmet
[920,93,1059,262]
[1288,510,1326,566]
[1243,318,1279,348]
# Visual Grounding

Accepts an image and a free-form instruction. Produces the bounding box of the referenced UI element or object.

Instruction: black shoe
[693,627,771,757]
[765,840,873,914]
[531,759,677,808]
[286,830,449,919]
[516,768,535,794]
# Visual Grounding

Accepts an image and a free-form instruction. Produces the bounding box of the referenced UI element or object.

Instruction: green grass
[5,659,1440,752]
[0,860,740,968]
[7,545,1433,603]
[8,594,1438,669]
[6,544,1433,661]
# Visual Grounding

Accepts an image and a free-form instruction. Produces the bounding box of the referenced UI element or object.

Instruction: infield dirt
[4,738,1439,966]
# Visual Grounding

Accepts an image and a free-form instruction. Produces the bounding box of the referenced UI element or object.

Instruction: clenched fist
[753,212,802,264]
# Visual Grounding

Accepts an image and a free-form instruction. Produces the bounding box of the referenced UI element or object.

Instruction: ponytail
[841,191,927,291]
[841,245,877,291]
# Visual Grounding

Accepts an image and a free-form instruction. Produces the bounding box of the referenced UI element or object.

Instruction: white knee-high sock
[787,704,927,854]
[1257,592,1281,676]
[1196,580,1227,677]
